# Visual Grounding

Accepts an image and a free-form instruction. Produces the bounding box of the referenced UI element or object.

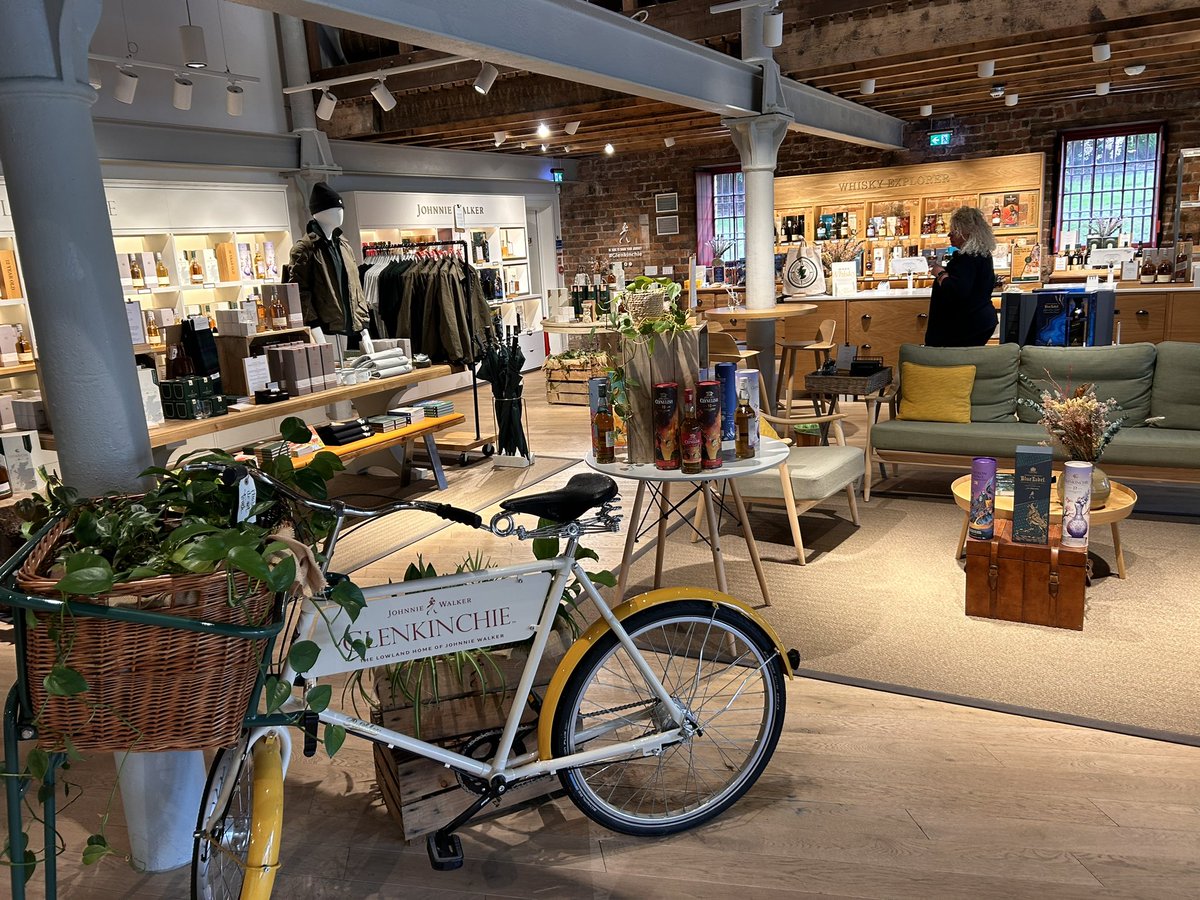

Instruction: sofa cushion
[872,419,1047,459]
[899,343,1020,423]
[1099,428,1200,469]
[1017,343,1156,427]
[897,362,975,423]
[739,445,865,502]
[1150,342,1200,431]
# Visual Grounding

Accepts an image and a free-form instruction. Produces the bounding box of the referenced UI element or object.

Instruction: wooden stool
[775,319,837,413]
[709,330,761,369]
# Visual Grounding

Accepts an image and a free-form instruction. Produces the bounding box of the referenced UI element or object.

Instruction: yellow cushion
[897,362,976,423]
[761,418,779,440]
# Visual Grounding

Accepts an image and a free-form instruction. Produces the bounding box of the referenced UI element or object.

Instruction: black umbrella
[476,322,529,458]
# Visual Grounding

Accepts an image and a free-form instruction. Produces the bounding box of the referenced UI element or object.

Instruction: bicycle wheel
[192,734,284,900]
[551,599,785,836]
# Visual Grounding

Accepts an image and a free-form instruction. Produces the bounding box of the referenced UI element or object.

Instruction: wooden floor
[3,370,1199,898]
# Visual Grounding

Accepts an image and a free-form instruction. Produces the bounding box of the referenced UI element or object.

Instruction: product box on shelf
[215,242,241,282]
[304,344,324,392]
[261,282,302,326]
[115,253,133,289]
[11,392,47,431]
[0,251,21,300]
[0,431,49,492]
[237,243,253,281]
[148,307,177,329]
[0,394,15,430]
[0,324,19,367]
[266,343,312,396]
[317,343,336,388]
[202,249,220,284]
[1013,444,1052,544]
[242,355,270,393]
[264,241,278,280]
[138,366,164,427]
[138,252,157,289]
[124,302,147,346]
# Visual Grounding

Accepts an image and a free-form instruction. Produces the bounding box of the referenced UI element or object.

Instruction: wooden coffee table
[951,473,1137,578]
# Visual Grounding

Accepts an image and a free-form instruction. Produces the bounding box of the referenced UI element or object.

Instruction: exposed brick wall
[559,89,1200,275]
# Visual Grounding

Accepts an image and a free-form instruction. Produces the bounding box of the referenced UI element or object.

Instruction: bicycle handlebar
[182,461,483,530]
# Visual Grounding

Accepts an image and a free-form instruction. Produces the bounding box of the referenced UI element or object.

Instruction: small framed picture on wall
[656,215,680,236]
[655,193,679,214]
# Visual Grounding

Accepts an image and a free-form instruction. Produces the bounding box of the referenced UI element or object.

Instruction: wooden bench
[293,413,464,490]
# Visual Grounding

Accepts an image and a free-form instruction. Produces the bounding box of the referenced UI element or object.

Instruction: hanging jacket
[287,220,369,335]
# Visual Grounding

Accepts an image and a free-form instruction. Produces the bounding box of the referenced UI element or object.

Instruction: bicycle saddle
[500,473,619,523]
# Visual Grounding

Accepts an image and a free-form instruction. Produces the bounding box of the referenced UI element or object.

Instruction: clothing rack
[362,239,485,443]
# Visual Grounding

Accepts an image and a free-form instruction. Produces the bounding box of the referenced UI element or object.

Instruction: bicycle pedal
[426,831,464,871]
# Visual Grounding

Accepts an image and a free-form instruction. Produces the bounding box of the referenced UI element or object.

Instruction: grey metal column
[0,0,152,495]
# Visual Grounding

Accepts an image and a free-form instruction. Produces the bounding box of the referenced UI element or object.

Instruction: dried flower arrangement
[1018,374,1126,461]
[820,237,865,276]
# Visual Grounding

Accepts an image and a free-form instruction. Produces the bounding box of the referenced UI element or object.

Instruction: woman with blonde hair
[924,206,998,346]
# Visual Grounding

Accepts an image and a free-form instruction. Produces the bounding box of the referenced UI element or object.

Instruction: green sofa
[869,341,1200,496]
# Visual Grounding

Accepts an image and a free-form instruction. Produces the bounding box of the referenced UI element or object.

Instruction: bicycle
[1,460,794,900]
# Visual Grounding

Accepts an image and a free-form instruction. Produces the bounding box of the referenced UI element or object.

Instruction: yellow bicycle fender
[242,734,284,900]
[536,587,793,762]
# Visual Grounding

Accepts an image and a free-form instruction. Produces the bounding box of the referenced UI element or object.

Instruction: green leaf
[44,666,88,697]
[305,684,332,713]
[73,510,102,546]
[280,416,313,443]
[588,569,618,588]
[82,842,110,866]
[55,565,115,596]
[288,640,320,674]
[323,723,346,758]
[330,579,366,622]
[266,554,296,594]
[125,566,162,581]
[264,676,291,713]
[573,546,600,563]
[305,451,344,480]
[65,552,107,574]
[26,748,49,781]
[163,521,222,548]
[63,735,83,762]
[293,467,329,500]
[227,545,272,583]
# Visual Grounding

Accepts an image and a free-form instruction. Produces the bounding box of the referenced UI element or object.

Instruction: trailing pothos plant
[3,417,368,878]
[604,276,691,424]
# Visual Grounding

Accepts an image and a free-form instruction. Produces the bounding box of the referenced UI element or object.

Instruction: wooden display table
[951,473,1137,578]
[294,413,464,490]
[702,303,816,326]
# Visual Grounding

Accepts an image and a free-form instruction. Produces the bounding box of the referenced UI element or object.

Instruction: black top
[924,253,998,347]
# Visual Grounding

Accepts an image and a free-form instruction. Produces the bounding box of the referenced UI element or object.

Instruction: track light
[762,8,783,48]
[370,79,396,111]
[172,75,193,110]
[473,62,498,95]
[493,130,507,147]
[989,83,1005,99]
[1005,93,1019,106]
[520,142,527,149]
[919,104,932,117]
[1124,64,1146,76]
[114,66,138,104]
[564,121,581,135]
[226,82,244,116]
[180,24,207,69]
[664,136,676,148]
[604,142,615,155]
[536,122,550,139]
[1092,40,1111,63]
[87,60,103,90]
[1095,81,1110,96]
[315,89,337,121]
[977,60,995,78]
[859,78,876,95]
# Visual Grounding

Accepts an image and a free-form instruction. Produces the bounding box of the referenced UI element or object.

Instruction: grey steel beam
[234,0,906,149]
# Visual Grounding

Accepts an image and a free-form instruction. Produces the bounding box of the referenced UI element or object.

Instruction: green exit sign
[929,131,953,147]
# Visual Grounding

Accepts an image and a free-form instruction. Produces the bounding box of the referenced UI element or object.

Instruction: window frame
[704,165,746,263]
[1054,122,1166,251]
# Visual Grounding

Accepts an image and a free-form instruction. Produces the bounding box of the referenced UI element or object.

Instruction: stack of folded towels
[350,348,413,380]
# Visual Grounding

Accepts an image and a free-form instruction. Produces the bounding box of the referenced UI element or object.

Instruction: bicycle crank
[454,726,548,796]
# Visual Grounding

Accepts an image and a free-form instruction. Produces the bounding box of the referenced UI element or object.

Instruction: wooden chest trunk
[965,520,1088,630]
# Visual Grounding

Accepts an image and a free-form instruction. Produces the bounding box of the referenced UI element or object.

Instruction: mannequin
[288,183,372,364]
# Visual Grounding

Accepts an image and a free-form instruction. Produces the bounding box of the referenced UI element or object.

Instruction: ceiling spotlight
[989,83,1006,99]
[604,142,615,155]
[540,144,547,152]
[977,60,995,78]
[1095,81,1110,96]
[226,82,244,117]
[473,61,498,95]
[1124,64,1146,76]
[1092,39,1111,63]
[564,121,581,135]
[1005,93,1019,106]
[172,75,193,110]
[370,79,396,112]
[493,130,507,147]
[180,24,207,69]
[918,104,933,117]
[519,142,527,149]
[664,136,676,148]
[859,78,876,95]
[316,89,337,121]
[536,122,551,139]
[762,8,784,48]
[114,66,138,104]
[87,60,103,90]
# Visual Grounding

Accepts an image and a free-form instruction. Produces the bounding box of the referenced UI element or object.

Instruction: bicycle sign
[306,572,554,675]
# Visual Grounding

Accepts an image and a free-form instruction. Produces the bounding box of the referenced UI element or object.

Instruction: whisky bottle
[189,251,204,284]
[592,382,616,464]
[866,218,877,239]
[1141,253,1157,284]
[255,293,267,332]
[1157,255,1173,283]
[145,313,162,346]
[129,256,145,289]
[734,385,756,460]
[680,388,702,474]
[991,204,1002,227]
[155,252,170,286]
[254,248,267,280]
[15,325,33,362]
[271,296,287,329]
[206,304,217,332]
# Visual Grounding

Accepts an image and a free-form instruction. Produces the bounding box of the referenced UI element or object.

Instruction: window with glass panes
[1057,126,1163,250]
[713,171,746,261]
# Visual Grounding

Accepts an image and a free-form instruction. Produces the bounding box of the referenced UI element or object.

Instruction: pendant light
[226,81,244,116]
[315,90,337,120]
[1005,93,1019,107]
[172,75,194,110]
[977,60,995,78]
[370,79,396,111]
[564,121,581,135]
[918,104,933,117]
[859,78,876,95]
[180,1,207,69]
[1092,39,1111,63]
[1095,81,1110,96]
[114,66,139,104]
[493,130,507,147]
[473,62,498,95]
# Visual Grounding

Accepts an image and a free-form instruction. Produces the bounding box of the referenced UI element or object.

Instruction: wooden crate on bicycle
[371,628,570,840]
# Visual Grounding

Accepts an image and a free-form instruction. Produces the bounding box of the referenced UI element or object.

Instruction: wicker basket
[15,519,276,752]
[622,289,668,324]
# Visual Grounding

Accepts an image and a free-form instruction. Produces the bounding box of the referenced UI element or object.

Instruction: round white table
[587,436,790,606]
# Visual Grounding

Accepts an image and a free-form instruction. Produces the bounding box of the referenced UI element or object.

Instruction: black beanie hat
[309,182,344,215]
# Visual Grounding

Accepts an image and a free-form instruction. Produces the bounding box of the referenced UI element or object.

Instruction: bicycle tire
[192,735,284,900]
[551,599,785,836]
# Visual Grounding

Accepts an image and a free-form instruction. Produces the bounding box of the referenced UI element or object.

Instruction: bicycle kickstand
[426,775,508,871]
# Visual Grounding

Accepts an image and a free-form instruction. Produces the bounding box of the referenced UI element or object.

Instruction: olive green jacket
[287,222,369,335]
